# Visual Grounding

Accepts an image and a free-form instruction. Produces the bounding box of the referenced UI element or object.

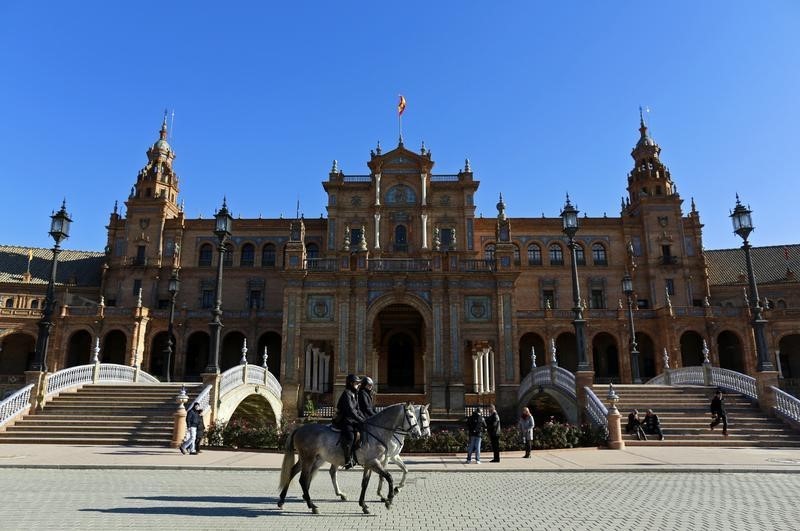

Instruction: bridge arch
[216,385,282,426]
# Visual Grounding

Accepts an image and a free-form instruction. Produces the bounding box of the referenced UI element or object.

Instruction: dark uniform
[333,374,366,468]
[710,390,728,435]
[486,407,501,462]
[358,377,377,417]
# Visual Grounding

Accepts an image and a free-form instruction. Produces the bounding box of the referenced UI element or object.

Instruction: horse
[278,402,421,514]
[329,403,431,503]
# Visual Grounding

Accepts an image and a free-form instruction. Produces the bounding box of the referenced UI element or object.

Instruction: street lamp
[561,194,590,371]
[163,269,180,382]
[622,272,641,383]
[31,200,72,372]
[730,195,774,372]
[205,198,233,373]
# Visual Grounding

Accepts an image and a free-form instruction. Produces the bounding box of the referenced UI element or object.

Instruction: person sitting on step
[625,409,647,441]
[643,409,664,441]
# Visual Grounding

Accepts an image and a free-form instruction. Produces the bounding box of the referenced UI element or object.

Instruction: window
[133,279,142,298]
[575,245,586,266]
[201,289,214,309]
[30,300,39,309]
[394,225,408,253]
[527,244,542,265]
[240,243,255,267]
[440,228,455,250]
[249,290,262,310]
[637,299,650,309]
[198,243,213,267]
[590,289,605,309]
[223,243,234,267]
[350,227,363,246]
[306,243,319,260]
[542,290,555,309]
[549,244,564,266]
[136,245,146,266]
[262,243,276,267]
[106,299,116,307]
[5,298,13,308]
[513,245,521,266]
[157,299,169,310]
[665,279,675,296]
[484,243,496,261]
[592,244,608,266]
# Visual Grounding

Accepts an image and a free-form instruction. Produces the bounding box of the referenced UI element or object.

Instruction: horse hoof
[312,507,319,515]
[361,505,370,515]
[384,500,392,510]
[379,497,387,504]
[393,487,400,495]
[277,503,284,509]
[339,494,348,501]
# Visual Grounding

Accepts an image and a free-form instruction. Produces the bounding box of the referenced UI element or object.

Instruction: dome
[153,138,171,153]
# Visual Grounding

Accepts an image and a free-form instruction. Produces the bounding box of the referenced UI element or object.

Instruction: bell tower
[625,108,676,208]
[128,111,180,218]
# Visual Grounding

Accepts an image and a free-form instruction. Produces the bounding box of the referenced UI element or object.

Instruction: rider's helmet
[346,373,360,386]
[361,376,374,387]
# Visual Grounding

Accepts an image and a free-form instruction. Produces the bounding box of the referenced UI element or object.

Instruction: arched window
[223,243,234,267]
[262,243,276,267]
[592,243,608,265]
[575,244,586,266]
[240,243,255,267]
[5,298,14,308]
[484,243,496,262]
[198,243,213,267]
[527,244,542,266]
[394,225,408,252]
[30,300,39,309]
[306,242,319,259]
[513,245,521,265]
[549,244,564,266]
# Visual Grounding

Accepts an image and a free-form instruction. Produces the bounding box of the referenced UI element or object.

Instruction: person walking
[333,373,367,469]
[193,405,206,454]
[358,376,377,417]
[465,408,486,464]
[486,404,501,463]
[710,389,729,436]
[518,407,535,458]
[180,402,202,455]
[643,409,664,441]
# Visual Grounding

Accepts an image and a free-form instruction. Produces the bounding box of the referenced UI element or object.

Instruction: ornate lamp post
[730,195,774,372]
[164,269,180,382]
[561,195,590,371]
[31,201,72,372]
[622,273,641,383]
[205,198,233,373]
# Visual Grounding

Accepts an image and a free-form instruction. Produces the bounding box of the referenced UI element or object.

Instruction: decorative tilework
[464,296,491,322]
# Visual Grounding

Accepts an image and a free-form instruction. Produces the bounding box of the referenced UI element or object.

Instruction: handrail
[0,384,34,429]
[645,366,758,400]
[218,363,283,401]
[771,386,800,425]
[46,365,95,397]
[518,366,576,401]
[194,384,213,411]
[584,386,608,430]
[46,363,160,398]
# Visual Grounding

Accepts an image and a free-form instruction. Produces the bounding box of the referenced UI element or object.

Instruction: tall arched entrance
[779,334,800,378]
[680,331,705,367]
[0,332,35,374]
[149,331,170,381]
[66,330,93,367]
[184,331,210,381]
[102,330,127,365]
[519,332,545,376]
[374,304,425,394]
[592,332,619,382]
[718,331,745,373]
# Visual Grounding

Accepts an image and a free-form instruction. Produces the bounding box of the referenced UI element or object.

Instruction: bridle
[363,404,420,448]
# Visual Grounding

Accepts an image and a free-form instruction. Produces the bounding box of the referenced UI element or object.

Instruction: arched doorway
[555,332,578,373]
[221,331,246,371]
[525,390,568,427]
[519,332,545,376]
[374,304,425,394]
[0,332,35,374]
[257,332,282,382]
[184,331,210,381]
[149,331,170,381]
[779,334,800,378]
[636,332,656,379]
[66,330,93,367]
[592,332,620,383]
[102,330,127,365]
[680,331,705,367]
[718,331,745,373]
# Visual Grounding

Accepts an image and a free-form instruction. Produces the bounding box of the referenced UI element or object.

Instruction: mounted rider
[333,373,367,469]
[358,376,378,417]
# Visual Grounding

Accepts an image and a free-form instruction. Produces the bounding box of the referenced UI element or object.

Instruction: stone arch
[0,332,35,374]
[66,329,93,367]
[221,330,247,371]
[718,330,745,373]
[216,386,282,426]
[519,388,578,425]
[149,331,171,381]
[680,330,705,367]
[635,332,656,379]
[592,332,620,382]
[184,331,210,381]
[518,332,545,377]
[102,330,127,365]
[555,332,578,373]
[779,334,800,378]
[257,331,282,382]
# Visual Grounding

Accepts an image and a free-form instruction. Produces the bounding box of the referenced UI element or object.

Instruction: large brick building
[1,115,799,416]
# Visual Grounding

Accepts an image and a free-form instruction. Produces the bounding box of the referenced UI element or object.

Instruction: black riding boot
[342,443,355,469]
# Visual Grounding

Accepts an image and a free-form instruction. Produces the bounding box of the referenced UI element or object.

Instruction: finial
[358,224,368,252]
[113,200,118,215]
[240,338,248,365]
[702,340,710,364]
[550,338,558,366]
[464,158,471,172]
[639,105,645,127]
[376,140,382,155]
[332,159,339,173]
[222,196,228,209]
[691,197,697,213]
[92,337,100,364]
[565,192,572,206]
[662,348,670,369]
[420,141,426,155]
[530,346,536,369]
[160,109,168,139]
[735,192,741,205]
[136,288,143,308]
[343,224,351,251]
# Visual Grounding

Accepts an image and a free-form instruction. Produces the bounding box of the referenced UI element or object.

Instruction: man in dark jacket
[465,408,487,464]
[180,402,202,455]
[485,404,502,462]
[643,409,664,441]
[358,376,378,417]
[625,409,647,441]
[710,389,728,436]
[333,373,366,469]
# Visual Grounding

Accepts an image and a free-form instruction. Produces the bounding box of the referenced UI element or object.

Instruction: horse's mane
[363,403,406,426]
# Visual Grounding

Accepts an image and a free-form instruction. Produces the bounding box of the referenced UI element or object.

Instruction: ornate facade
[1,115,799,416]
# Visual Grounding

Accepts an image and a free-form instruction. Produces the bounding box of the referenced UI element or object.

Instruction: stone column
[171,389,188,448]
[374,213,381,250]
[472,353,480,393]
[755,371,780,416]
[606,406,625,450]
[420,173,427,206]
[375,173,381,206]
[421,214,428,249]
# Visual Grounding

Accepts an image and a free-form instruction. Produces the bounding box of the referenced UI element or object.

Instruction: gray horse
[278,402,420,514]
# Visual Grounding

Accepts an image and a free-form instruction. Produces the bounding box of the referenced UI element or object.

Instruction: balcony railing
[368,259,432,272]
[431,174,460,182]
[342,174,372,182]
[659,255,680,266]
[305,258,339,272]
[459,259,495,272]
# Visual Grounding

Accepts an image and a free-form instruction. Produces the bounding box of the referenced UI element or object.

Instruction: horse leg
[358,468,373,514]
[329,463,347,501]
[277,461,302,509]
[299,464,319,514]
[373,464,395,509]
[376,455,389,502]
[394,456,408,493]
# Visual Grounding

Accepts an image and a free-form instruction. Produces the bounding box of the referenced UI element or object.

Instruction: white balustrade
[46,365,95,397]
[518,366,576,401]
[0,384,34,428]
[194,384,213,411]
[219,363,283,401]
[219,367,242,397]
[710,367,757,400]
[669,366,704,385]
[584,386,608,429]
[772,386,800,424]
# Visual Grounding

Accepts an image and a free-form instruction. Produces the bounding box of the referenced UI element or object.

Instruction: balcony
[659,255,680,266]
[368,259,431,272]
[124,256,150,267]
[459,259,495,272]
[305,258,339,272]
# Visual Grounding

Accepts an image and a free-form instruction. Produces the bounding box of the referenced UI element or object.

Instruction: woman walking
[518,407,535,458]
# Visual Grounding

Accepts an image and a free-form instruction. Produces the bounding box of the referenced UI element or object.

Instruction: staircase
[596,384,800,447]
[0,383,200,445]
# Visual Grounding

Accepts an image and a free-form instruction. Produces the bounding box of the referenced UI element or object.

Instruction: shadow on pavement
[80,506,274,518]
[128,495,275,504]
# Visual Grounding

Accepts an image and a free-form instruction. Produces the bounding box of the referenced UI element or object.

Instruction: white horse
[329,404,431,503]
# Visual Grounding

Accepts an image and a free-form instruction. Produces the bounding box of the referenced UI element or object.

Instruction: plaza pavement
[1,443,800,473]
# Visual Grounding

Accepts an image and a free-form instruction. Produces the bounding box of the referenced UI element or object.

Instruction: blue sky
[1,1,797,252]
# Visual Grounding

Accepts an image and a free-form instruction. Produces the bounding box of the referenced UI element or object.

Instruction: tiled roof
[0,245,105,287]
[705,244,800,286]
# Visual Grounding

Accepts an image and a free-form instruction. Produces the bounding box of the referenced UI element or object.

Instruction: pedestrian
[485,404,501,462]
[465,407,486,464]
[518,407,534,458]
[358,376,377,417]
[332,373,366,469]
[626,409,647,441]
[193,406,206,454]
[710,389,729,436]
[643,409,664,440]
[180,402,202,455]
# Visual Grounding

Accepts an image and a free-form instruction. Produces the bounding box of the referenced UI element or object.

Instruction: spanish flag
[398,95,407,116]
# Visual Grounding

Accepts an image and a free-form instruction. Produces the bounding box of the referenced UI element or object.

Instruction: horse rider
[358,376,378,417]
[333,373,366,469]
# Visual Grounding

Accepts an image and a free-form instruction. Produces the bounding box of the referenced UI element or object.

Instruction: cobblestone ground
[3,469,799,530]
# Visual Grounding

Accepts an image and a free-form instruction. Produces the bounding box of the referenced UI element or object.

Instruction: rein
[362,406,419,449]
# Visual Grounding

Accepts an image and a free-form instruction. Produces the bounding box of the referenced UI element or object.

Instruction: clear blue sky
[1,1,797,252]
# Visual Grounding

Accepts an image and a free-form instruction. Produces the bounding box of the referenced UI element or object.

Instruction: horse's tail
[278,428,296,493]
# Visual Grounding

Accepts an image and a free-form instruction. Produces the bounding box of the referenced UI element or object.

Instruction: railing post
[171,387,189,449]
[664,368,672,386]
[605,384,625,450]
[202,372,221,424]
[24,371,47,413]
[755,371,779,415]
[703,362,713,386]
[92,362,100,384]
